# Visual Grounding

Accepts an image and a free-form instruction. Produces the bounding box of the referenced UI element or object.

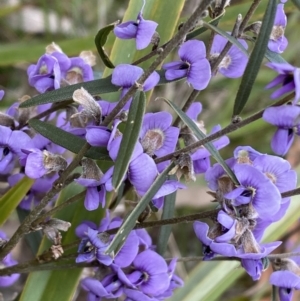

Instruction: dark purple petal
[241,259,263,281]
[85,126,111,147]
[112,64,143,88]
[270,270,300,289]
[143,70,160,91]
[81,277,109,297]
[75,221,97,238]
[271,128,294,156]
[153,180,186,199]
[84,187,101,211]
[186,102,202,121]
[114,21,138,39]
[187,59,211,90]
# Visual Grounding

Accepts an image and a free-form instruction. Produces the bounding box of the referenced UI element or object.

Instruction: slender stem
[101,0,214,127]
[271,285,277,301]
[155,92,294,164]
[31,190,86,228]
[281,187,300,199]
[238,0,262,36]
[16,100,73,130]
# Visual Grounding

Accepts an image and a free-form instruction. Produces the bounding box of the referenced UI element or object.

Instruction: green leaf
[106,162,175,255]
[233,0,277,116]
[170,195,300,301]
[20,70,181,109]
[162,98,239,185]
[95,22,118,68]
[265,49,288,63]
[186,13,225,40]
[0,176,34,227]
[157,180,176,256]
[28,119,110,161]
[202,22,248,56]
[19,183,104,301]
[112,91,146,190]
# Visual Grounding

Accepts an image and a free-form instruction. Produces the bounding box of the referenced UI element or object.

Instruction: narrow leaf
[202,21,248,56]
[163,98,238,185]
[265,49,288,63]
[28,119,110,161]
[20,70,181,108]
[95,22,119,68]
[112,92,146,190]
[0,177,34,227]
[186,13,224,40]
[106,163,175,255]
[157,182,176,255]
[233,0,277,116]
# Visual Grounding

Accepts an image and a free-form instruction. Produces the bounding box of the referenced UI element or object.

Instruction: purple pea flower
[127,249,170,296]
[76,227,113,266]
[0,125,32,174]
[114,11,158,50]
[225,164,281,220]
[265,63,300,104]
[263,105,300,155]
[27,52,70,93]
[268,3,288,53]
[210,34,248,78]
[163,40,211,90]
[0,231,20,287]
[140,111,179,157]
[112,64,160,102]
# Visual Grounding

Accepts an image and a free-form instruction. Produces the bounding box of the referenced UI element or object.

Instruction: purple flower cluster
[27,43,95,93]
[194,146,296,280]
[76,211,183,300]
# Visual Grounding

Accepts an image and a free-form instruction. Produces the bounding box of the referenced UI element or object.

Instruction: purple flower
[265,63,300,104]
[23,149,67,179]
[27,52,70,93]
[112,64,160,101]
[114,12,158,50]
[0,126,32,174]
[210,34,248,78]
[163,40,211,90]
[241,259,264,281]
[127,249,170,296]
[0,90,4,101]
[268,3,288,53]
[76,227,113,266]
[140,112,179,157]
[270,270,300,301]
[0,231,20,287]
[263,105,300,155]
[225,164,281,219]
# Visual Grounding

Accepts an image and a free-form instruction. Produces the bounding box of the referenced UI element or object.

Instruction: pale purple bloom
[112,64,160,101]
[0,90,4,101]
[140,112,179,157]
[27,52,70,93]
[194,221,281,259]
[127,249,170,296]
[0,126,32,174]
[75,178,106,211]
[265,63,300,104]
[210,34,248,78]
[225,164,281,219]
[268,3,288,53]
[0,231,20,287]
[114,12,158,50]
[163,40,211,90]
[270,270,300,301]
[263,105,300,155]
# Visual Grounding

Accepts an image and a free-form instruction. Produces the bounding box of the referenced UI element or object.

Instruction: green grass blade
[0,177,34,227]
[233,0,277,116]
[106,162,175,255]
[112,92,146,190]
